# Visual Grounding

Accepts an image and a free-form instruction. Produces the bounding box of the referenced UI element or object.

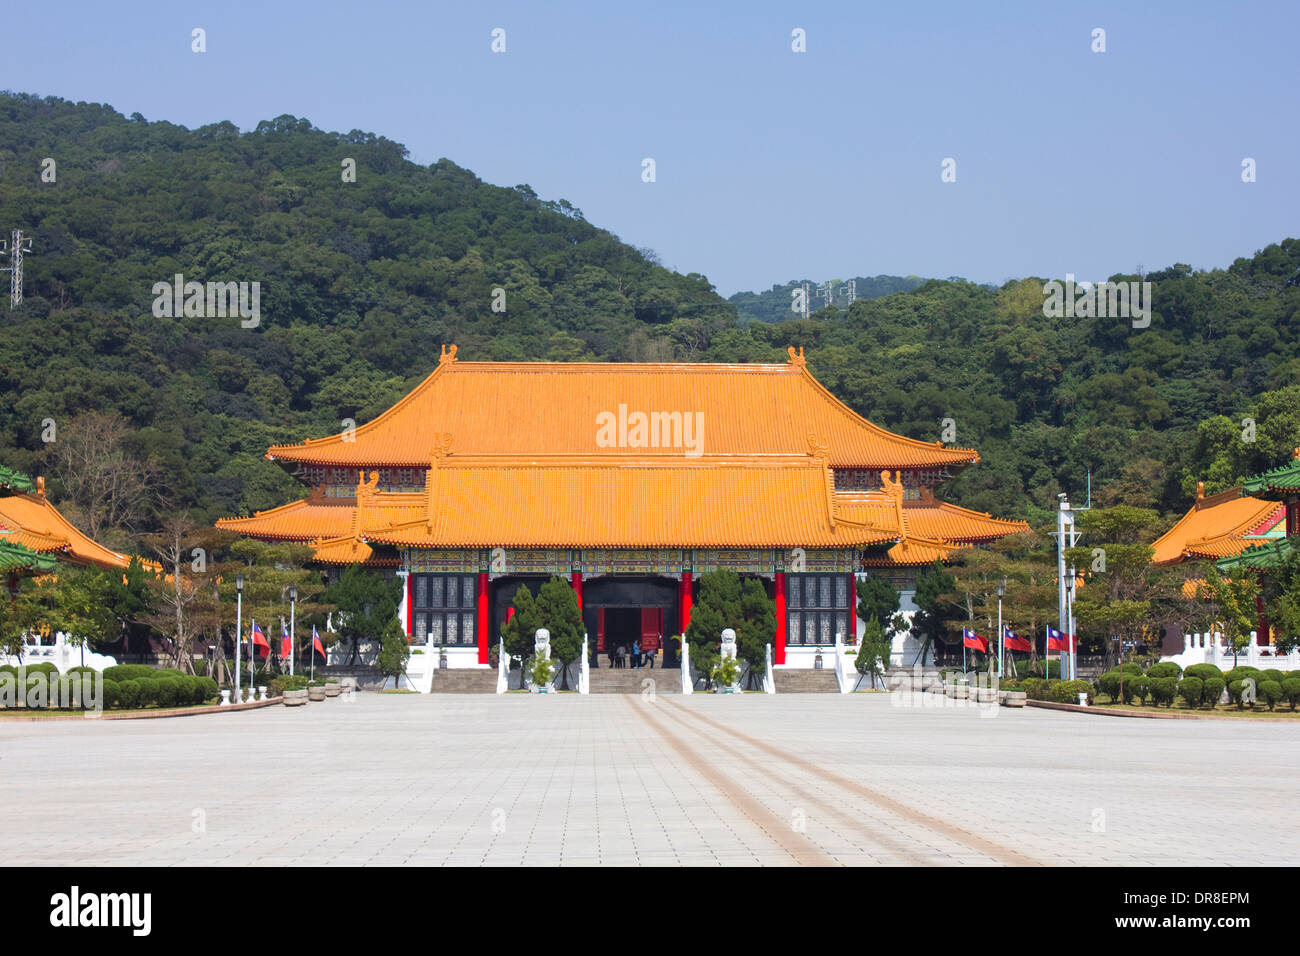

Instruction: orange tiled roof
[901,491,1032,542]
[1152,484,1284,566]
[266,346,979,471]
[863,536,962,567]
[308,454,904,550]
[0,484,160,572]
[215,490,362,541]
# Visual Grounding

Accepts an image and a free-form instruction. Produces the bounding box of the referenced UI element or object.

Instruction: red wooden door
[640,607,661,651]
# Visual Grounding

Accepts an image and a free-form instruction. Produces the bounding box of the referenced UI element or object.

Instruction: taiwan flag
[312,626,327,661]
[1004,627,1033,652]
[281,623,293,661]
[250,621,270,658]
[1046,626,1071,651]
[962,628,988,652]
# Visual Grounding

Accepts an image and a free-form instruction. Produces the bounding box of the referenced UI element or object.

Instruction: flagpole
[234,574,243,703]
[289,586,297,678]
[996,580,1005,676]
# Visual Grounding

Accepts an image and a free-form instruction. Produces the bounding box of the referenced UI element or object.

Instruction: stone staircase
[773,668,841,693]
[587,666,680,694]
[430,668,499,693]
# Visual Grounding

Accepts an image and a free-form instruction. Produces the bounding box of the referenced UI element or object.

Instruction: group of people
[607,641,656,669]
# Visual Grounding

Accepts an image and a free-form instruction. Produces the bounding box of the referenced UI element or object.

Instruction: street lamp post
[997,579,1006,677]
[234,573,244,704]
[289,585,297,677]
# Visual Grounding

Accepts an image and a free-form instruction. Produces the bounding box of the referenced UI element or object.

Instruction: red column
[848,572,857,645]
[679,571,693,635]
[775,571,787,665]
[571,570,583,611]
[404,573,413,639]
[1288,499,1298,537]
[477,571,489,664]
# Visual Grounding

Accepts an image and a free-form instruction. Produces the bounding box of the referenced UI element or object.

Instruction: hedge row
[0,668,219,710]
[1094,661,1300,711]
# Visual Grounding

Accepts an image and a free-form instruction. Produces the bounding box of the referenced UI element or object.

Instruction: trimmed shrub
[1223,667,1261,685]
[1227,679,1253,707]
[103,664,156,682]
[134,677,160,708]
[1177,676,1204,709]
[1022,678,1050,700]
[1257,670,1285,687]
[156,677,180,708]
[100,678,120,709]
[1054,679,1093,704]
[1201,677,1226,709]
[1259,681,1282,711]
[118,679,141,708]
[1098,671,1123,701]
[1281,678,1300,711]
[23,662,59,676]
[1145,661,1182,680]
[1118,662,1143,676]
[1149,676,1177,707]
[1131,674,1151,705]
[1184,663,1223,681]
[196,676,218,703]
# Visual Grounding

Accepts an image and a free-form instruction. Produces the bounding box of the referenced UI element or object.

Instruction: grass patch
[1093,695,1300,718]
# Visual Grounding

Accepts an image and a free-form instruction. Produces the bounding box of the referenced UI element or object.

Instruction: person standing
[632,639,641,668]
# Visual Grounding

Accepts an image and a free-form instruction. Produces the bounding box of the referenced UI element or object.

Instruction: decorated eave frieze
[398,547,861,577]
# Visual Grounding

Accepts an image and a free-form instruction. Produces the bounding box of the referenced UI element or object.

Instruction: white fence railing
[833,632,852,694]
[1162,632,1300,673]
[579,635,590,694]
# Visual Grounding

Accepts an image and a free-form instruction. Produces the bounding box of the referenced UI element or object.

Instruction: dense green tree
[685,570,775,688]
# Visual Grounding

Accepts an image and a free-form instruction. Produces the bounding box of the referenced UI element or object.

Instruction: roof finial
[787,345,806,367]
[1196,480,1205,501]
[35,476,45,497]
[439,344,458,365]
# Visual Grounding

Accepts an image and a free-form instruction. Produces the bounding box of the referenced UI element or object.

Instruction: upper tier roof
[266,346,979,471]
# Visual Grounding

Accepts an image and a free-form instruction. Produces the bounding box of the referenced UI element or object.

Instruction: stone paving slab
[0,693,1296,866]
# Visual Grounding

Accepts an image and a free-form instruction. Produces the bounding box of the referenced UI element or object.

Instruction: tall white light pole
[234,573,244,703]
[997,579,1005,676]
[289,584,297,677]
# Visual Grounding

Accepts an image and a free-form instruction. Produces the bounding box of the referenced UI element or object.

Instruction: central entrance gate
[582,576,680,669]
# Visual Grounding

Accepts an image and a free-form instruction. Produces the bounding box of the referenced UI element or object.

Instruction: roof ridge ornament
[787,345,806,367]
[439,344,458,365]
[35,476,45,497]
[807,433,829,461]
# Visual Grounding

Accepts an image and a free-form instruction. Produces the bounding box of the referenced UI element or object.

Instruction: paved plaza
[2,692,1297,866]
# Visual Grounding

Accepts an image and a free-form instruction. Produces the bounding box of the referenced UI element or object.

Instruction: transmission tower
[817,281,836,311]
[0,229,34,309]
[844,279,857,306]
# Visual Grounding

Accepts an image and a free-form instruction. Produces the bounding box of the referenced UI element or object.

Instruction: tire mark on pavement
[624,697,835,865]
[661,697,1043,867]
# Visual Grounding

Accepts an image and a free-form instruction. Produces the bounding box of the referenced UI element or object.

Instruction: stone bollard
[1002,691,1027,708]
[324,681,341,698]
[258,685,268,702]
[220,689,231,706]
[283,689,309,707]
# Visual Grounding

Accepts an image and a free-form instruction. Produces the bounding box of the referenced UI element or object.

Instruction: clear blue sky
[9,0,1298,295]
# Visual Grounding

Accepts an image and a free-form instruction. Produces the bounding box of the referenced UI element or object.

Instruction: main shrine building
[218,346,1027,668]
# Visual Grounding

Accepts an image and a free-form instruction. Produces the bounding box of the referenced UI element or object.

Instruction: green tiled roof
[0,466,35,494]
[1215,536,1295,573]
[0,540,57,572]
[1242,456,1300,497]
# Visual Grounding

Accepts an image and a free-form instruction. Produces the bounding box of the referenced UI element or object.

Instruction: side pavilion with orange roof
[218,346,1027,670]
[0,467,161,581]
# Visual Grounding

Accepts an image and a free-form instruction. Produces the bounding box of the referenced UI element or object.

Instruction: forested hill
[0,93,737,526]
[0,92,1297,538]
[729,275,929,324]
